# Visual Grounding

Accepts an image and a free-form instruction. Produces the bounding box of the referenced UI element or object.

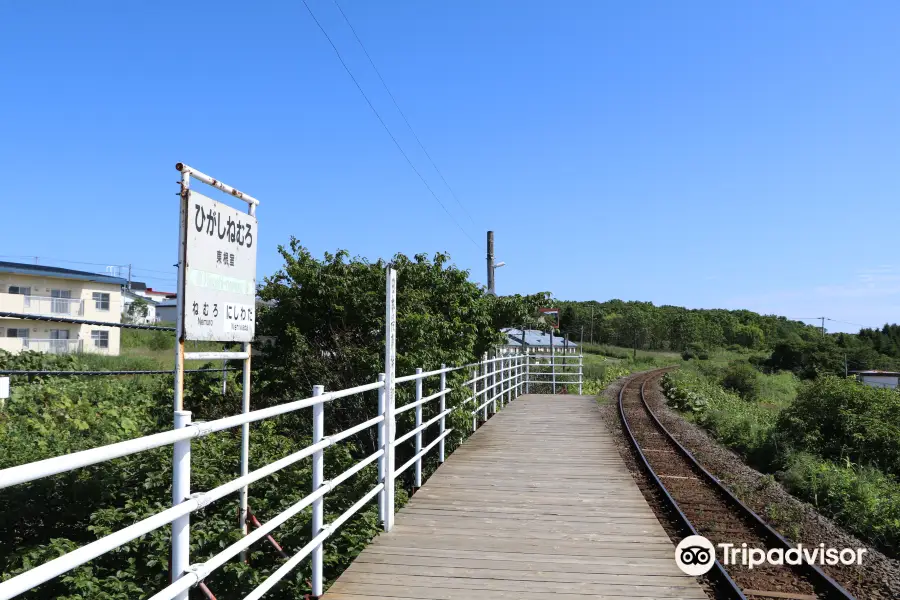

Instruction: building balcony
[0,293,84,317]
[0,338,84,354]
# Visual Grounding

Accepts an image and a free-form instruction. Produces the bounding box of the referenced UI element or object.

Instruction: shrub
[779,453,900,556]
[774,375,900,477]
[721,361,761,401]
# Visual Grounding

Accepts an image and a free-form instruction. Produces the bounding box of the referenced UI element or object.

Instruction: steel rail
[619,370,857,600]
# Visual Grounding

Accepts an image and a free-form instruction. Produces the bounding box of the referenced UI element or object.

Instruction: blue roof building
[501,328,579,352]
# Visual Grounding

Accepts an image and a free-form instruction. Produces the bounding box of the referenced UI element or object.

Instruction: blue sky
[2,1,898,333]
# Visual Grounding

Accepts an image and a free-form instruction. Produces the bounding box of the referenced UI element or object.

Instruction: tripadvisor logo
[676,536,716,576]
[675,535,868,576]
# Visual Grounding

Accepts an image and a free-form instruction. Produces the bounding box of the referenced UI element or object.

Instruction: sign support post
[173,163,260,572]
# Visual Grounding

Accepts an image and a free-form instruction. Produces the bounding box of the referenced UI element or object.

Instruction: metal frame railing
[522,350,583,395]
[0,267,582,600]
[0,352,579,600]
[23,294,85,316]
[0,364,466,600]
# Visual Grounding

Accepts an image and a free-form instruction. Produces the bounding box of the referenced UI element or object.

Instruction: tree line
[557,299,900,377]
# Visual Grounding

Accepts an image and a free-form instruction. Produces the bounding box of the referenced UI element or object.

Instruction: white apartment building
[0,261,126,355]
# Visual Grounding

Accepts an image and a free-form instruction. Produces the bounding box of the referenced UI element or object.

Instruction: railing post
[439,364,446,463]
[471,366,478,432]
[376,373,386,523]
[383,267,397,532]
[483,353,489,422]
[238,340,251,563]
[414,367,423,488]
[311,385,325,598]
[552,343,556,394]
[525,351,530,394]
[579,354,583,395]
[491,352,497,413]
[171,410,191,600]
[503,356,513,404]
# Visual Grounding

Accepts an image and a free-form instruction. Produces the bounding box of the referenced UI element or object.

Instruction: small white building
[156,299,178,324]
[122,289,159,324]
[855,370,900,389]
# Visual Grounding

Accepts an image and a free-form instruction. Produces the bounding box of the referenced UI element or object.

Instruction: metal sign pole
[238,193,256,561]
[170,167,190,596]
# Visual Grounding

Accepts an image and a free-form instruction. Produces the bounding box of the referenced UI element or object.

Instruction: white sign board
[0,376,9,400]
[182,190,257,342]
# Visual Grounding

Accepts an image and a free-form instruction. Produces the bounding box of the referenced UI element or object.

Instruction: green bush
[780,453,900,556]
[721,361,761,401]
[774,375,900,477]
[663,368,780,469]
[121,328,172,351]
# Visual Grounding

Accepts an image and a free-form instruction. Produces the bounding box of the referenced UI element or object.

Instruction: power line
[300,0,482,250]
[332,0,480,233]
[827,318,867,328]
[0,255,175,277]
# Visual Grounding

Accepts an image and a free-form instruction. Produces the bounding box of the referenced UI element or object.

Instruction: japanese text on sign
[182,190,258,342]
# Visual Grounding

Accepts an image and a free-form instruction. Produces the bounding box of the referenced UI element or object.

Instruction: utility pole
[127,264,132,290]
[486,230,505,296]
[487,231,495,295]
[821,317,826,337]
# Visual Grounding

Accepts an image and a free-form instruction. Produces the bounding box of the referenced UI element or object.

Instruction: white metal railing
[0,267,583,600]
[22,338,84,354]
[0,362,473,600]
[459,351,583,430]
[23,295,85,316]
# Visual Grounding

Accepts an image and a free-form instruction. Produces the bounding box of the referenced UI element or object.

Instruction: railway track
[618,370,857,600]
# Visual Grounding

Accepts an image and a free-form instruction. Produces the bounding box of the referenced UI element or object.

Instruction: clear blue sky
[2,1,898,333]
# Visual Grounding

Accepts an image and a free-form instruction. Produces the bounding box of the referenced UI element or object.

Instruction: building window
[51,289,72,314]
[8,286,31,295]
[93,292,111,311]
[91,330,109,349]
[6,328,29,338]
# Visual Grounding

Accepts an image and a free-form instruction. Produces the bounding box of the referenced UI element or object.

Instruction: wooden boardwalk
[325,394,706,600]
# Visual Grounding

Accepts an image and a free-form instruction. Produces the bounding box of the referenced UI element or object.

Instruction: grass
[581,343,681,362]
[119,327,230,369]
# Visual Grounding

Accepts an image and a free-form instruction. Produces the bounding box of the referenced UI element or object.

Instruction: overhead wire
[331,0,480,232]
[0,255,176,278]
[300,0,482,250]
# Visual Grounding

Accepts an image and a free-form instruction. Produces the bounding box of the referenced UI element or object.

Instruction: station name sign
[182,190,257,342]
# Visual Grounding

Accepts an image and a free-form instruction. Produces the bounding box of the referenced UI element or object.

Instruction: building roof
[502,328,579,348]
[853,370,900,377]
[0,261,127,286]
[123,288,159,305]
[157,299,177,308]
[143,287,176,297]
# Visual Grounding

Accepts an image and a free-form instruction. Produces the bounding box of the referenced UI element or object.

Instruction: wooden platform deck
[324,394,706,599]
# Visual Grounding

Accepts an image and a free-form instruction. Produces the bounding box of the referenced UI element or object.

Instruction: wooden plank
[322,394,705,599]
